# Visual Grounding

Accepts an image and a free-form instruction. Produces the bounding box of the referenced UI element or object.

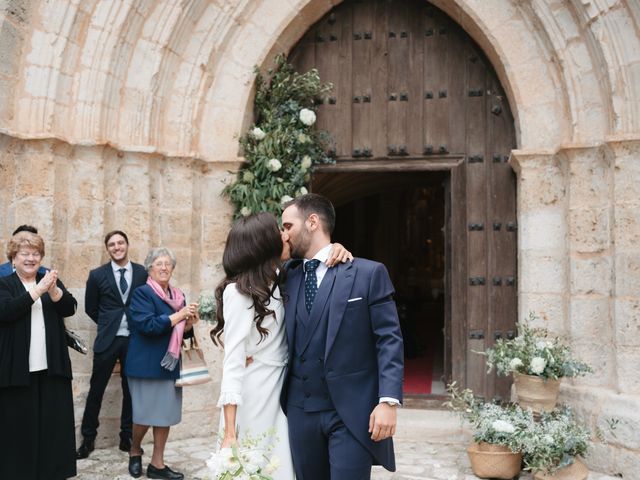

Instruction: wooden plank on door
[351,1,375,159]
[465,40,488,398]
[370,0,388,159]
[386,1,409,157]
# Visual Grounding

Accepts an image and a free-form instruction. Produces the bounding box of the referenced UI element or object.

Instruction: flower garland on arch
[224,54,335,218]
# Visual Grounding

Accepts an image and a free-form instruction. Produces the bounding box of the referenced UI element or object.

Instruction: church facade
[0,0,638,475]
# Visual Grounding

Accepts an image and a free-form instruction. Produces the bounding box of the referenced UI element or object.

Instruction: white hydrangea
[240,206,251,217]
[297,186,308,196]
[281,195,293,204]
[509,357,523,371]
[492,420,515,434]
[543,434,554,444]
[267,158,282,172]
[530,356,547,375]
[299,108,316,126]
[250,127,266,140]
[301,155,312,170]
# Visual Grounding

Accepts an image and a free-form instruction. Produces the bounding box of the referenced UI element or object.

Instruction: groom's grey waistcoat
[287,274,334,412]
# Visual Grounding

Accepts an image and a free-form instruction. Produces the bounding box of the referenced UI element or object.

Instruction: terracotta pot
[514,373,560,413]
[467,442,523,479]
[533,459,589,480]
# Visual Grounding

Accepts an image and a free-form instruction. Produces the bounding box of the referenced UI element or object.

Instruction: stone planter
[533,459,589,480]
[514,373,560,413]
[467,442,523,479]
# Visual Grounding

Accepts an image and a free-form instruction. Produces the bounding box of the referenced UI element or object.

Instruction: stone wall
[0,133,231,443]
[1,0,639,476]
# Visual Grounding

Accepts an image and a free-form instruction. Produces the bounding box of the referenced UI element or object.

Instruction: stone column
[562,145,615,388]
[607,136,640,395]
[510,151,569,334]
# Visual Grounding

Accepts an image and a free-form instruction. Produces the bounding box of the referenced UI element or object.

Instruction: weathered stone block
[613,202,640,250]
[0,20,23,76]
[613,299,640,347]
[520,208,566,253]
[518,292,566,333]
[614,252,640,297]
[569,207,611,253]
[519,253,567,293]
[569,297,611,343]
[615,345,640,394]
[570,255,612,296]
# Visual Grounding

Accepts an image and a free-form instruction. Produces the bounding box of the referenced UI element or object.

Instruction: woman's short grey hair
[144,247,177,271]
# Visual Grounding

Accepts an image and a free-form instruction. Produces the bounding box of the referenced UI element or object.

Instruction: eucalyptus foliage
[481,312,593,380]
[224,54,334,218]
[445,382,534,453]
[522,406,591,474]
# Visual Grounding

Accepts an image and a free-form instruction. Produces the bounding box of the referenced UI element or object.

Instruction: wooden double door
[290,0,517,401]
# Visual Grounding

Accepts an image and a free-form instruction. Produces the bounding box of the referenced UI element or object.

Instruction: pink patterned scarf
[146,277,186,371]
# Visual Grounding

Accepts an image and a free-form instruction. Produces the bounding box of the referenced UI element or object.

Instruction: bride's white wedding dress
[217,283,295,480]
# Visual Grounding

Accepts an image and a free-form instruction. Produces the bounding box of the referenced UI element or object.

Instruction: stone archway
[1,1,639,473]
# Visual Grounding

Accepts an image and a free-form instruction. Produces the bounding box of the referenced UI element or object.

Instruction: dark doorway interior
[314,171,447,396]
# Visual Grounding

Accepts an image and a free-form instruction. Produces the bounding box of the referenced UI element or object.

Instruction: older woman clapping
[0,231,78,480]
[125,247,198,480]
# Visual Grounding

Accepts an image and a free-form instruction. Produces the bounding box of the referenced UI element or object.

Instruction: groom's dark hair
[285,193,335,235]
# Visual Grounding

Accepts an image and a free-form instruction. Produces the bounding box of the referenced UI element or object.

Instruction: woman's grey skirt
[128,377,182,427]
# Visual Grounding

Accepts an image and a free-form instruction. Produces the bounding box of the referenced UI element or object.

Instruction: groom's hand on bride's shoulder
[368,403,397,442]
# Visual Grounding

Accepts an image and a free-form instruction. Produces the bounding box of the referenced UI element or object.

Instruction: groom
[280,193,404,479]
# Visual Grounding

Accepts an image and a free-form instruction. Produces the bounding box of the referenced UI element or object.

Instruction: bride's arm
[221,405,238,448]
[217,285,254,446]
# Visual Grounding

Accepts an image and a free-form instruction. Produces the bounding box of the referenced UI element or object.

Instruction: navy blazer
[0,272,77,387]
[85,262,147,353]
[124,284,191,380]
[282,258,404,471]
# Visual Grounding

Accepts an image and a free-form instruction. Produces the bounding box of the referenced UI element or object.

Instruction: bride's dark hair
[210,212,283,346]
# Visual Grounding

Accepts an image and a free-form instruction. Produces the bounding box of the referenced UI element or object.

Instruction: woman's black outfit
[0,272,78,480]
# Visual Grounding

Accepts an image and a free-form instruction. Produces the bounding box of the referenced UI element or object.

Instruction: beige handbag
[175,336,212,387]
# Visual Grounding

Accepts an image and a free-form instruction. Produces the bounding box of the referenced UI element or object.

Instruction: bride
[210,212,351,479]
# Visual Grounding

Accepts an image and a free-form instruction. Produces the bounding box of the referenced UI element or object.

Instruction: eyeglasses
[152,261,173,269]
[17,251,42,259]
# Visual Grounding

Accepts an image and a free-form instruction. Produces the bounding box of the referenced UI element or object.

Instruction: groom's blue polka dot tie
[304,259,321,313]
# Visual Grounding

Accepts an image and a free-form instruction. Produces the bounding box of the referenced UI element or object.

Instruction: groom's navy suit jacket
[85,262,147,353]
[281,257,404,471]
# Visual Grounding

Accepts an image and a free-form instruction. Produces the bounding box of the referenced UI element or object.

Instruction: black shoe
[146,463,184,480]
[128,455,142,478]
[76,438,95,459]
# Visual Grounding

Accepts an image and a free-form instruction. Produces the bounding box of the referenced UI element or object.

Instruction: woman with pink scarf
[125,247,198,480]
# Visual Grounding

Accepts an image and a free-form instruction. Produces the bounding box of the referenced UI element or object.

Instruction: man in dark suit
[280,193,404,480]
[0,225,47,276]
[77,230,148,459]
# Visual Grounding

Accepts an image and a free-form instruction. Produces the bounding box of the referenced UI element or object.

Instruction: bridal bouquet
[206,431,279,479]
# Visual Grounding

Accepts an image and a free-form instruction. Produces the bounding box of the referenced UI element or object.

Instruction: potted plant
[523,406,591,480]
[481,313,592,412]
[445,383,532,479]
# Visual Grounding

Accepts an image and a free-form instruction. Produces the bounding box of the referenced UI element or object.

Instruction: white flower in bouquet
[264,457,280,474]
[535,340,551,351]
[297,186,308,196]
[492,419,516,434]
[509,358,523,371]
[300,155,312,171]
[241,449,266,474]
[243,171,255,183]
[267,158,282,172]
[250,127,266,140]
[281,195,293,204]
[530,356,547,375]
[299,108,316,126]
